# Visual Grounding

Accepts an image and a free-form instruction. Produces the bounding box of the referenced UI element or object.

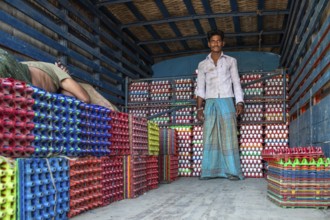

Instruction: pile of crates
[262,146,330,208]
[0,77,161,218]
[159,128,178,183]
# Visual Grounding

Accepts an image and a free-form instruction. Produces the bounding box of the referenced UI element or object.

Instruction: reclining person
[0,48,90,103]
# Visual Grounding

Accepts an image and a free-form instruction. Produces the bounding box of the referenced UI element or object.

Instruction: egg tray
[68,157,102,218]
[0,157,16,220]
[17,158,69,220]
[159,128,178,155]
[129,115,148,155]
[1,78,35,157]
[146,156,159,190]
[100,156,124,206]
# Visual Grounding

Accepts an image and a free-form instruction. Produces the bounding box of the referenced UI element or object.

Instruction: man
[0,48,90,103]
[195,30,244,180]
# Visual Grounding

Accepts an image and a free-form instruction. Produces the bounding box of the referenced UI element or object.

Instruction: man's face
[208,35,224,53]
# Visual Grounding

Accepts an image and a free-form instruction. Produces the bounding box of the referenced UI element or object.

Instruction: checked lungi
[201,98,244,180]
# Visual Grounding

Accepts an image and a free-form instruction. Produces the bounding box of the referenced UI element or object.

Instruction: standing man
[195,30,244,180]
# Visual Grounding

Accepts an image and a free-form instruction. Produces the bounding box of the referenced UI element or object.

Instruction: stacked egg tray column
[175,126,193,177]
[68,157,102,218]
[262,147,329,208]
[100,156,124,206]
[129,115,148,155]
[159,128,178,183]
[32,88,84,156]
[109,111,130,155]
[149,80,172,125]
[192,125,203,177]
[0,157,16,220]
[0,78,35,157]
[147,121,160,155]
[146,156,159,190]
[18,158,69,220]
[239,74,265,178]
[78,103,111,156]
[123,155,147,199]
[239,124,264,178]
[128,81,149,118]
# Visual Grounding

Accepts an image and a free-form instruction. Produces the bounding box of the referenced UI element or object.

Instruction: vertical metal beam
[201,0,217,30]
[155,0,189,50]
[230,0,243,45]
[280,0,299,56]
[257,0,264,32]
[125,2,171,53]
[281,0,311,66]
[282,68,287,123]
[183,0,208,48]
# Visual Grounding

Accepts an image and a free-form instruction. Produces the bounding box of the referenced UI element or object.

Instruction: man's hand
[236,103,244,116]
[55,61,70,74]
[197,110,204,122]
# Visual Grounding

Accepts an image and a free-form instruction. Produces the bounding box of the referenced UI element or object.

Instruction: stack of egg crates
[0,78,35,158]
[262,146,330,208]
[0,78,115,219]
[0,156,16,220]
[100,156,124,206]
[32,87,111,156]
[30,87,112,218]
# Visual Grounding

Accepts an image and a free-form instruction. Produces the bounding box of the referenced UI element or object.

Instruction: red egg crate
[262,146,324,162]
[68,157,102,218]
[0,78,35,157]
[100,156,124,206]
[129,115,148,155]
[109,111,130,155]
[146,156,159,191]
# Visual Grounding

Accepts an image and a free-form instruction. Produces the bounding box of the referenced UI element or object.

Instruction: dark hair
[207,30,225,41]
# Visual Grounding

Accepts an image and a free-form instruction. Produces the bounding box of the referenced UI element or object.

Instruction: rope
[46,158,57,220]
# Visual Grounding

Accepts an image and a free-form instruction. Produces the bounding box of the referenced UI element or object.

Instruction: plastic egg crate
[18,158,69,220]
[68,157,102,218]
[78,103,111,156]
[147,121,160,156]
[264,74,289,97]
[241,104,264,122]
[0,157,16,220]
[264,123,289,149]
[100,156,124,206]
[159,128,178,155]
[124,156,147,199]
[129,115,148,155]
[0,78,35,157]
[109,111,130,155]
[267,157,330,208]
[174,78,194,100]
[158,155,178,183]
[192,125,203,177]
[32,87,83,157]
[174,126,193,177]
[150,80,171,101]
[146,156,159,190]
[241,74,264,97]
[129,81,149,102]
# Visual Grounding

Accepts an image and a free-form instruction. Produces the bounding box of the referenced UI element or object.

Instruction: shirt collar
[206,52,226,61]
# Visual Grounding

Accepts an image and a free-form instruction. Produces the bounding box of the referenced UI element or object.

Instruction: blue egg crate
[18,158,69,220]
[78,103,112,156]
[31,87,83,156]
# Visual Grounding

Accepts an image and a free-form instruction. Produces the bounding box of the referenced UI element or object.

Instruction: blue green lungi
[201,98,244,179]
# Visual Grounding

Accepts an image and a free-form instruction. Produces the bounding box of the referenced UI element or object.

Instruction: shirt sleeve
[195,62,206,99]
[230,58,244,104]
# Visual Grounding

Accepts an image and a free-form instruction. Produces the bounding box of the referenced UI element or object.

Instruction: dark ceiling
[93,0,291,62]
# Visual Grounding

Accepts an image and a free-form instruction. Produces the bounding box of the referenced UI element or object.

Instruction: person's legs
[200,98,244,180]
[0,48,31,83]
[200,99,227,178]
[217,98,244,180]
